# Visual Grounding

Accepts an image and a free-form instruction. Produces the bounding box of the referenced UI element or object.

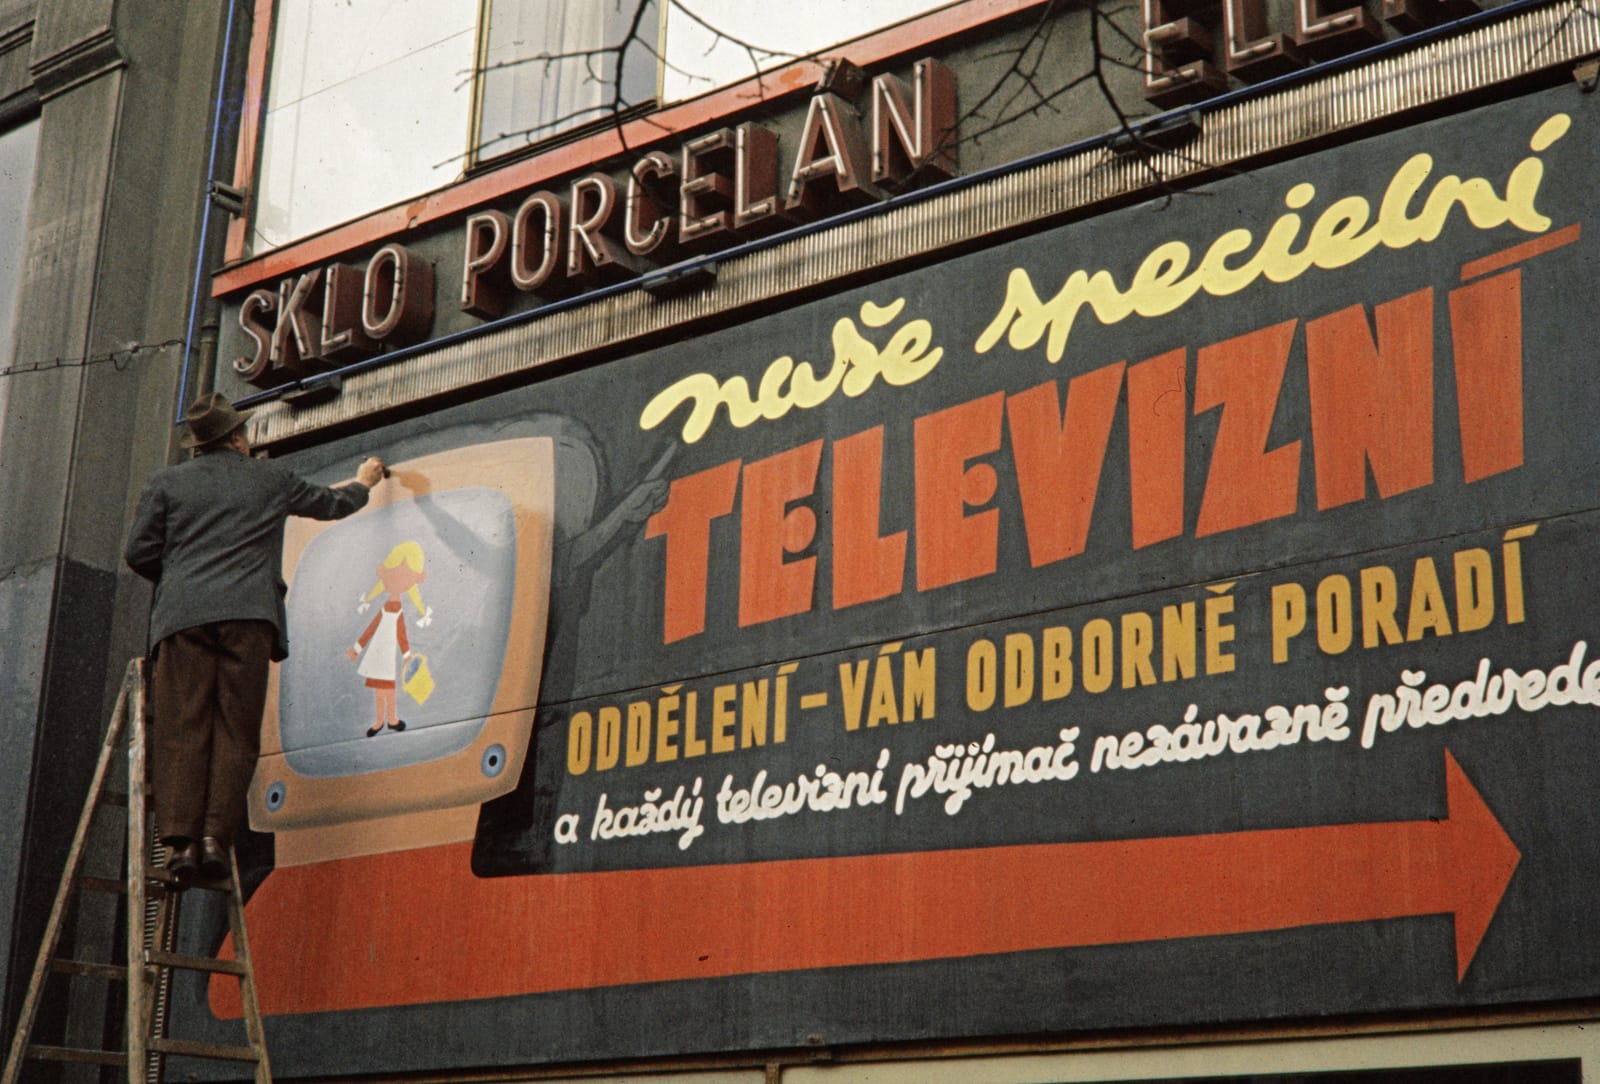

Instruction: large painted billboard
[175,81,1600,1077]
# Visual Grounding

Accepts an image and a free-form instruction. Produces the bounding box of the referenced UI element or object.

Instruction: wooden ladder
[2,659,273,1083]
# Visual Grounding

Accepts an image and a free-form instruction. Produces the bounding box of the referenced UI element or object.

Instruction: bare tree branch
[671,0,798,91]
[956,0,1074,131]
[1089,1,1167,190]
[1531,0,1600,62]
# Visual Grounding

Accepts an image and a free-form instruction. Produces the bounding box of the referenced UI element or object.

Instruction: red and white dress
[354,599,408,689]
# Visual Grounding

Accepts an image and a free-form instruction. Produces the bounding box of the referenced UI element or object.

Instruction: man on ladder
[124,392,384,880]
[4,392,387,1082]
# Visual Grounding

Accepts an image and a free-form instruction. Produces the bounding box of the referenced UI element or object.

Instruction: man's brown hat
[180,391,253,448]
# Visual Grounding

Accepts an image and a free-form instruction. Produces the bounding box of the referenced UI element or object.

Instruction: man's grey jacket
[124,450,370,661]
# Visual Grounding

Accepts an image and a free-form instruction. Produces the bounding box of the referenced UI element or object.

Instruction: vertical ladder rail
[226,852,272,1084]
[143,842,180,1084]
[126,660,151,1082]
[0,661,135,1084]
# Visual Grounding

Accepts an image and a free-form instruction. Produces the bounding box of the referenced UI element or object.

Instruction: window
[476,0,662,162]
[0,118,36,453]
[248,0,950,252]
[253,0,479,248]
[0,119,39,365]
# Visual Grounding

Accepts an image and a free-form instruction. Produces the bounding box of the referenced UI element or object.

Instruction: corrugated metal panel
[249,2,1600,446]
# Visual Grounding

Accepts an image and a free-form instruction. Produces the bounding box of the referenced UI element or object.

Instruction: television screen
[250,438,553,865]
[278,487,516,776]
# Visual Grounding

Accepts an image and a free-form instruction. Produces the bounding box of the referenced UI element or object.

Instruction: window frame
[466,0,669,172]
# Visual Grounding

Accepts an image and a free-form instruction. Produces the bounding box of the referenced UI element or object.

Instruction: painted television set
[248,438,554,866]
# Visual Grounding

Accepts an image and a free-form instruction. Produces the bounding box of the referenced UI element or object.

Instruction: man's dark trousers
[150,619,275,846]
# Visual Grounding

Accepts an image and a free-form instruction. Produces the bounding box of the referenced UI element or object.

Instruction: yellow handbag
[402,653,436,705]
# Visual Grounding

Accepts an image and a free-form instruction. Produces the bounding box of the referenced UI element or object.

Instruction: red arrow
[214,749,1517,1017]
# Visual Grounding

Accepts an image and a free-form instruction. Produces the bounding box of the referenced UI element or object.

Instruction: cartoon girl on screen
[346,541,435,737]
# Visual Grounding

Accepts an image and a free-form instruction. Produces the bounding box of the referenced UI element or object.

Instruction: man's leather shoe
[166,841,199,884]
[199,837,229,881]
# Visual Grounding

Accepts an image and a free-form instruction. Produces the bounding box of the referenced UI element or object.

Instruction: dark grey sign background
[176,82,1600,1078]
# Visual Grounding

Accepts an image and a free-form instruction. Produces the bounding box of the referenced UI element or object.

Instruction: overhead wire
[0,338,187,379]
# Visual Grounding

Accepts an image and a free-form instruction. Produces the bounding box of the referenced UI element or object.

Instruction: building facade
[0,1,239,1073]
[6,0,1600,1079]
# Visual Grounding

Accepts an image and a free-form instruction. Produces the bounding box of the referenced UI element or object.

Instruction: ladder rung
[145,949,248,976]
[149,1037,260,1062]
[76,875,126,894]
[25,1043,125,1065]
[50,957,127,981]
